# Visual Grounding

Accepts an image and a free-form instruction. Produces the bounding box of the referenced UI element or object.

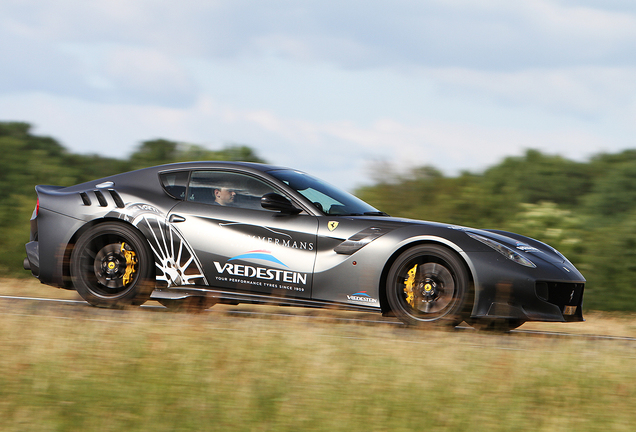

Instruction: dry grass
[0,295,635,431]
[3,278,635,338]
[521,311,636,338]
[0,278,82,300]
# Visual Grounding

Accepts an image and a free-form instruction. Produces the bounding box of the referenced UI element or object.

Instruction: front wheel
[70,222,155,308]
[386,245,472,327]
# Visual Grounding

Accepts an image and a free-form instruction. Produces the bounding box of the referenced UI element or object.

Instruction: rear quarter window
[159,171,189,200]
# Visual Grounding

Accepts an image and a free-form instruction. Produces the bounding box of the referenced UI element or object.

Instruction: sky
[1,0,636,191]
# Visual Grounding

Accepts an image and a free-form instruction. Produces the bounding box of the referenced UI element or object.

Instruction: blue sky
[1,0,635,190]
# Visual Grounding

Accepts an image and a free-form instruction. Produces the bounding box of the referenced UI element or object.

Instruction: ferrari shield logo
[328,221,339,232]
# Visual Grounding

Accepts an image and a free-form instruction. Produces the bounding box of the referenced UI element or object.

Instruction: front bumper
[467,251,585,323]
[476,281,584,322]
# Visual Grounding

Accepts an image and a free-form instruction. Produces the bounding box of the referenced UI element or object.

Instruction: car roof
[153,161,291,173]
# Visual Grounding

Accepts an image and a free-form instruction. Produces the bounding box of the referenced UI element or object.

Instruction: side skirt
[150,286,381,313]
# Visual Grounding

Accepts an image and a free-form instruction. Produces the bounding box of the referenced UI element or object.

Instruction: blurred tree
[584,156,636,219]
[357,164,445,220]
[0,122,71,274]
[355,149,636,312]
[581,212,636,310]
[502,201,585,262]
[129,139,178,167]
[358,165,509,228]
[480,149,593,208]
[0,122,266,276]
[128,139,265,169]
[5,123,636,312]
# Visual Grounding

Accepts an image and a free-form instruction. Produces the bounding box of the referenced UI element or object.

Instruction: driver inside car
[213,186,237,206]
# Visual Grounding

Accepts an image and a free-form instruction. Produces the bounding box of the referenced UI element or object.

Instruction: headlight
[467,232,536,268]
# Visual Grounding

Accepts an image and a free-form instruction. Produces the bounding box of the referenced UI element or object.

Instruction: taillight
[36,198,39,216]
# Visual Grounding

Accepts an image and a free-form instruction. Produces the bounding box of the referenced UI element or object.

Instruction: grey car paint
[24,161,585,326]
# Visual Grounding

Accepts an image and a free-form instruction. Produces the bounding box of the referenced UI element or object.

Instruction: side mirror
[261,193,302,214]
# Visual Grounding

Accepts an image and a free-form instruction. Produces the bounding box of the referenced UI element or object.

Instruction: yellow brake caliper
[404,264,417,307]
[121,243,138,286]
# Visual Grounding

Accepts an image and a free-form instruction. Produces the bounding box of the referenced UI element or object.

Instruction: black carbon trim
[334,225,398,255]
[108,189,125,208]
[536,281,585,321]
[94,190,107,207]
[79,192,91,206]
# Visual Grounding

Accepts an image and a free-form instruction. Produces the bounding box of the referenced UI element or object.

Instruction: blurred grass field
[3,278,635,338]
[1,278,635,431]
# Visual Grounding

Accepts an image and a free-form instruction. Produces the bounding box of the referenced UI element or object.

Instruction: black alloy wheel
[386,244,472,327]
[70,222,155,308]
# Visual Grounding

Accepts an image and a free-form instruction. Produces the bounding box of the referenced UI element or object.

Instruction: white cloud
[4,1,636,72]
[1,0,636,190]
[425,66,636,118]
[0,91,615,190]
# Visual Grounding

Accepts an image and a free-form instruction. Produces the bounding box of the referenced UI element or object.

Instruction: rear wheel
[70,222,155,308]
[386,245,472,327]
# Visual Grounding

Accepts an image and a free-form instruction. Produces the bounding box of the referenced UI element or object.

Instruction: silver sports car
[24,162,585,330]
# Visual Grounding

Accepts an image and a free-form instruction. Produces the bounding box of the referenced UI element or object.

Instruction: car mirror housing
[260,193,302,214]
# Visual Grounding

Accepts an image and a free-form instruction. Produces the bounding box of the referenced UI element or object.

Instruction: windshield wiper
[328,211,390,217]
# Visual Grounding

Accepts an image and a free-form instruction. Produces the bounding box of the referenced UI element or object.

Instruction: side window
[188,171,281,210]
[159,171,189,200]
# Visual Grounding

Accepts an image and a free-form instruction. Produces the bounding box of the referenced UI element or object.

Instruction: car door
[167,170,318,299]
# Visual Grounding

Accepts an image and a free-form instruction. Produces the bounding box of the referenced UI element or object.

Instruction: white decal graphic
[131,212,208,287]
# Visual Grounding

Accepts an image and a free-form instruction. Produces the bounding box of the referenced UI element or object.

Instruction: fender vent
[79,192,91,206]
[108,189,125,208]
[94,190,108,207]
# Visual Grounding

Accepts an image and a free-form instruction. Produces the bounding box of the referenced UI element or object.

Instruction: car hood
[347,215,568,265]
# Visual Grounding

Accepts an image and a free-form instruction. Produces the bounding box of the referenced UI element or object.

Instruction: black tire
[158,297,216,313]
[469,318,525,332]
[70,222,155,308]
[386,244,472,327]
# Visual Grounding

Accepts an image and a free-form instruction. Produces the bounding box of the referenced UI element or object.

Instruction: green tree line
[0,122,262,278]
[3,121,636,311]
[358,149,636,311]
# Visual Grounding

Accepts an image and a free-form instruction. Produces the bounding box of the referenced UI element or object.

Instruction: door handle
[169,214,186,223]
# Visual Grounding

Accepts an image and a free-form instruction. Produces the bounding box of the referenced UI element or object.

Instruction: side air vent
[108,189,125,208]
[79,192,91,206]
[94,190,108,207]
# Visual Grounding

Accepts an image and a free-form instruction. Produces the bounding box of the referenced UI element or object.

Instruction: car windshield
[268,169,386,216]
